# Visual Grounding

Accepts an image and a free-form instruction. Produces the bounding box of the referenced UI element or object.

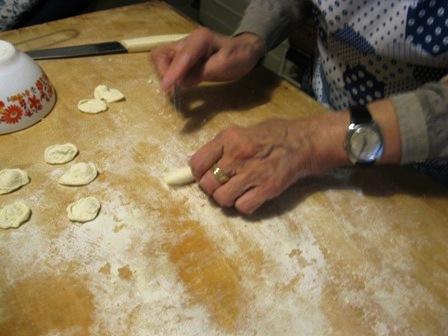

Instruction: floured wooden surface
[0,2,447,335]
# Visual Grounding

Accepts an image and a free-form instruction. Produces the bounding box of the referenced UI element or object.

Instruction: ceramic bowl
[0,40,56,135]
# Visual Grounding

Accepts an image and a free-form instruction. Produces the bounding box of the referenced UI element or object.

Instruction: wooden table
[1,2,447,335]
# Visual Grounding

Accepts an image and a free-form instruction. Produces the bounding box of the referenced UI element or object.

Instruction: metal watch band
[350,105,372,125]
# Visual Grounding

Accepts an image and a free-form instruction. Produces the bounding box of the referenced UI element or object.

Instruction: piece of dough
[164,166,195,186]
[44,143,78,164]
[0,201,31,229]
[0,168,29,194]
[67,196,101,222]
[78,99,108,114]
[59,162,98,186]
[94,85,125,103]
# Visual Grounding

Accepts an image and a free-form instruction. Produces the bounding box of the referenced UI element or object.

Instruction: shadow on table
[175,67,281,134]
[220,166,448,221]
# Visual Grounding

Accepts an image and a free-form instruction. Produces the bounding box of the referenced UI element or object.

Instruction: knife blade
[26,34,188,60]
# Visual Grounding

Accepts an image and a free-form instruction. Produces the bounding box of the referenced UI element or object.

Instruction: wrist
[233,32,266,60]
[312,112,351,170]
[314,100,401,169]
[289,113,350,175]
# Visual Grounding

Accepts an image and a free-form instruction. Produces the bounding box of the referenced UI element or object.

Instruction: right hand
[189,113,350,214]
[151,27,265,92]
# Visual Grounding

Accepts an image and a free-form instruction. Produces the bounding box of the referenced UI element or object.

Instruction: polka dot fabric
[333,27,375,54]
[343,64,385,105]
[405,0,448,56]
[309,0,448,110]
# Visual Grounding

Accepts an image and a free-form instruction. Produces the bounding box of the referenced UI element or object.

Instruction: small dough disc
[67,196,101,223]
[94,85,125,103]
[164,166,195,186]
[0,201,31,229]
[0,168,29,194]
[78,99,108,114]
[59,162,98,186]
[44,143,78,164]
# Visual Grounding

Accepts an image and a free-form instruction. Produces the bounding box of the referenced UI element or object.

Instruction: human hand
[189,115,349,214]
[151,27,265,92]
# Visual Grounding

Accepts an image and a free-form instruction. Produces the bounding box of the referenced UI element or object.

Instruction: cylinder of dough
[164,166,195,186]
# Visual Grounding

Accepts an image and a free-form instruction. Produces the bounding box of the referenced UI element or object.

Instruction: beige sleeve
[390,76,448,164]
[233,0,304,51]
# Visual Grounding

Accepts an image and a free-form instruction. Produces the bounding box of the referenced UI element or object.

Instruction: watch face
[348,125,383,162]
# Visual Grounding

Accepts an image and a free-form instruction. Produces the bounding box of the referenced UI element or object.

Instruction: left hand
[151,28,265,93]
[189,116,348,214]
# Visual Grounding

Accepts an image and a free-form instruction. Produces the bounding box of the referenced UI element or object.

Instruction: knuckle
[222,126,242,141]
[199,179,212,195]
[237,170,254,185]
[194,27,212,40]
[265,180,282,196]
[235,141,256,159]
[179,50,193,63]
[219,126,258,159]
[213,191,233,207]
[217,49,232,61]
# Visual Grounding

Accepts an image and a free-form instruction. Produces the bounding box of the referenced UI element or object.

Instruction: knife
[26,34,189,60]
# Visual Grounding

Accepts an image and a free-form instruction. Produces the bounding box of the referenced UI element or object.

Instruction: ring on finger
[210,164,231,184]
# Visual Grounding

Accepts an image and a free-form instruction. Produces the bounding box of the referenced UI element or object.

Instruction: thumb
[200,49,258,82]
[162,29,218,92]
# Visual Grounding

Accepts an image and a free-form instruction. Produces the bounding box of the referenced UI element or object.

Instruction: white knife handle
[120,34,189,53]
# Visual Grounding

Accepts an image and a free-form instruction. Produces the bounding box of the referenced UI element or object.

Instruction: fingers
[198,155,239,195]
[189,119,302,214]
[204,171,280,214]
[178,63,207,88]
[189,126,266,213]
[198,170,222,196]
[212,172,256,208]
[234,185,270,215]
[162,28,217,92]
[191,143,285,214]
[200,49,252,82]
[189,136,224,180]
[151,45,176,77]
[200,35,264,82]
[151,29,264,90]
[180,45,258,85]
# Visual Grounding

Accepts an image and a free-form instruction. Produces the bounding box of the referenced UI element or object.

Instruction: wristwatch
[345,105,384,165]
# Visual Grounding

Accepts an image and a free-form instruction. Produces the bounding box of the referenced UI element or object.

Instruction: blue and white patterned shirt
[312,0,448,109]
[236,0,448,164]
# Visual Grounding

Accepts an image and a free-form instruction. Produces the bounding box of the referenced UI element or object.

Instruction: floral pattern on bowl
[0,73,54,125]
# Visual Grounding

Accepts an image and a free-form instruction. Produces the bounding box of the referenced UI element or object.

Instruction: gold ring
[211,165,230,184]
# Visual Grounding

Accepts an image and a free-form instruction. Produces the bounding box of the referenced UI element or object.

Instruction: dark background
[15,0,199,28]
